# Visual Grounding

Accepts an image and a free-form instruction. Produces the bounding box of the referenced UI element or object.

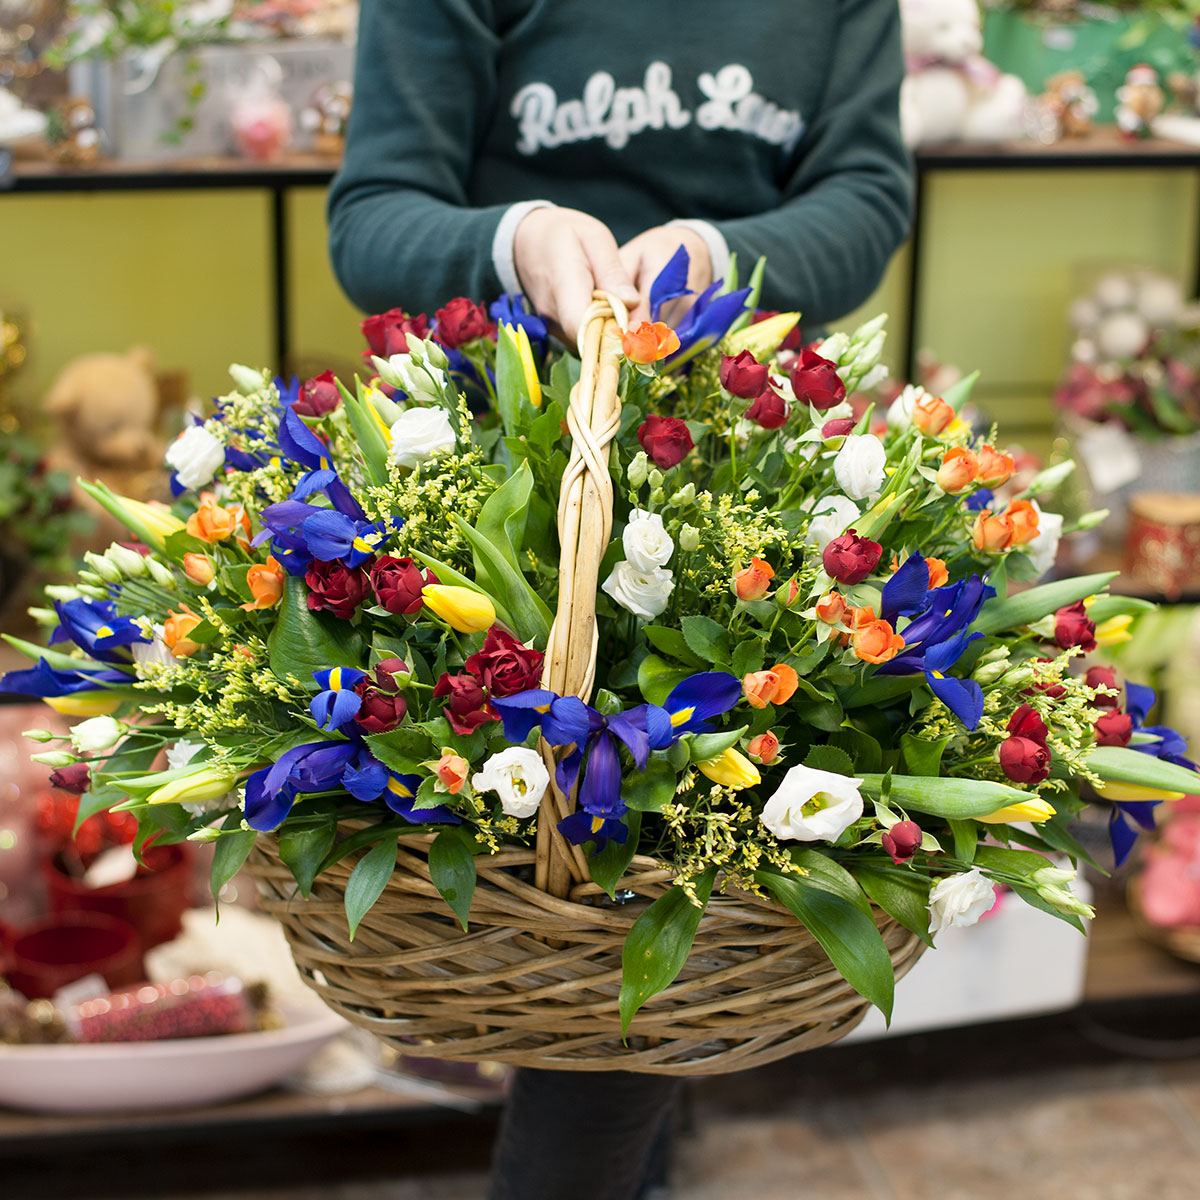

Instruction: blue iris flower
[644,671,742,749]
[1,658,132,699]
[277,407,367,519]
[1109,799,1159,868]
[964,488,993,513]
[50,598,150,663]
[491,293,548,355]
[253,499,397,574]
[649,245,695,320]
[310,667,367,732]
[655,249,752,371]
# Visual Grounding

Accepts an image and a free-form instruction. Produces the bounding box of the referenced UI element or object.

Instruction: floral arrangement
[6,249,1199,1029]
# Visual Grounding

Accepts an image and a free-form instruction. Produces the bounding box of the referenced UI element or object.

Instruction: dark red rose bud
[464,627,545,697]
[637,414,694,469]
[1054,601,1096,652]
[1024,658,1067,702]
[49,762,91,794]
[789,346,846,411]
[433,672,497,736]
[354,684,409,734]
[305,559,369,620]
[719,350,770,399]
[999,735,1052,785]
[822,529,883,585]
[821,417,856,439]
[370,657,410,692]
[370,555,436,617]
[434,297,493,348]
[745,388,790,430]
[1085,666,1120,709]
[361,308,430,358]
[1006,703,1049,745]
[1094,711,1133,747]
[117,540,152,557]
[881,819,923,864]
[293,370,342,418]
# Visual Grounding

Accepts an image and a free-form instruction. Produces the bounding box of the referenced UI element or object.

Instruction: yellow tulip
[1095,782,1184,804]
[116,498,187,549]
[1094,615,1134,648]
[976,797,1056,825]
[504,323,542,409]
[723,311,800,360]
[44,692,122,717]
[698,748,761,791]
[421,584,496,634]
[147,766,237,807]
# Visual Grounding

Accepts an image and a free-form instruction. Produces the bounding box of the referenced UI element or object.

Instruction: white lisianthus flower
[622,509,674,572]
[133,623,179,670]
[928,868,997,934]
[473,747,550,818]
[1024,502,1064,578]
[374,352,448,401]
[886,384,928,431]
[759,764,864,842]
[69,716,126,754]
[166,739,204,771]
[602,561,674,621]
[816,400,855,424]
[834,434,887,501]
[806,495,861,550]
[389,407,457,469]
[165,424,225,490]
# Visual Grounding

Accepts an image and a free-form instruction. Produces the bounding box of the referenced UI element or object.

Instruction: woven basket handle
[535,291,628,898]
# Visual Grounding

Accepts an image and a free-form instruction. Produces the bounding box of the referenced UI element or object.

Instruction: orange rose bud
[183,553,215,585]
[433,747,469,795]
[620,320,681,364]
[925,557,949,589]
[242,556,286,611]
[786,577,801,607]
[746,731,781,765]
[815,591,846,625]
[163,607,203,658]
[734,557,775,601]
[852,617,905,665]
[936,446,978,493]
[187,492,249,543]
[1005,499,1040,547]
[972,509,1015,553]
[912,393,954,436]
[976,445,1015,488]
[743,670,779,709]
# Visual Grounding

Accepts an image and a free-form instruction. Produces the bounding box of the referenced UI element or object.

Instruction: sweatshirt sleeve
[711,0,913,323]
[327,0,513,315]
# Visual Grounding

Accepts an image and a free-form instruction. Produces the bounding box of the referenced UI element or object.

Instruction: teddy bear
[899,0,1029,147]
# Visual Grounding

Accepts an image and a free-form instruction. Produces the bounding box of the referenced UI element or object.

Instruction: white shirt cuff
[667,218,731,287]
[492,200,556,296]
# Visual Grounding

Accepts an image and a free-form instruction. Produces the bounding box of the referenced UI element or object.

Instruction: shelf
[914,126,1200,170]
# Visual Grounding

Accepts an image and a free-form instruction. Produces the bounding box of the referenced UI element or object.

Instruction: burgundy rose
[434,297,492,348]
[999,735,1052,785]
[1094,711,1133,747]
[361,308,430,357]
[719,350,769,399]
[371,555,436,617]
[354,682,409,734]
[821,417,855,440]
[637,415,694,469]
[1006,703,1048,745]
[1085,666,1120,709]
[305,559,369,620]
[822,529,882,585]
[789,346,846,411]
[881,819,922,865]
[464,627,545,697]
[49,762,91,795]
[293,370,341,418]
[369,657,410,692]
[1054,601,1096,652]
[433,672,496,736]
[745,388,790,430]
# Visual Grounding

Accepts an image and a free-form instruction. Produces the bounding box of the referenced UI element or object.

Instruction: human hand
[513,207,640,344]
[619,226,712,327]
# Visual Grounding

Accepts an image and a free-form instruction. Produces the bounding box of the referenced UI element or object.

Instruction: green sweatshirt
[328,0,912,324]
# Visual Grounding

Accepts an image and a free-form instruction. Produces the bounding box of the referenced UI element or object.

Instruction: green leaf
[730,637,766,679]
[804,745,856,776]
[341,380,391,485]
[452,515,552,645]
[680,616,731,665]
[643,625,706,668]
[901,733,951,778]
[427,826,477,930]
[858,773,1036,820]
[163,528,207,559]
[855,865,933,947]
[1085,595,1155,623]
[841,675,921,709]
[344,833,399,940]
[757,867,895,1021]
[789,850,872,916]
[972,844,1052,878]
[278,824,337,899]
[625,758,679,812]
[619,868,716,1034]
[367,727,435,777]
[687,726,748,763]
[590,810,641,899]
[637,654,693,706]
[970,573,1118,637]
[942,369,979,412]
[949,818,977,863]
[794,697,844,733]
[1087,746,1200,795]
[494,324,535,438]
[475,460,533,578]
[210,823,256,904]
[831,725,883,774]
[268,577,364,683]
[2,633,116,674]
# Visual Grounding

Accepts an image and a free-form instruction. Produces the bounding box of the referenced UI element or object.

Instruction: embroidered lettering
[697,64,804,152]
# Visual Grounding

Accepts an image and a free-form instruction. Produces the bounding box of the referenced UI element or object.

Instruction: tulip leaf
[1085,594,1155,623]
[590,810,642,899]
[344,832,400,940]
[789,850,873,915]
[687,726,748,764]
[268,577,364,683]
[1087,746,1200,794]
[451,515,552,646]
[900,733,951,778]
[2,633,117,675]
[619,867,716,1034]
[970,572,1117,637]
[624,759,679,812]
[278,824,337,899]
[475,461,534,578]
[949,818,977,863]
[428,826,478,931]
[858,773,1037,819]
[854,865,934,947]
[942,370,979,412]
[341,380,391,485]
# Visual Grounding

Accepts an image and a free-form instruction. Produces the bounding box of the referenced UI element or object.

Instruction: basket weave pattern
[248,295,926,1074]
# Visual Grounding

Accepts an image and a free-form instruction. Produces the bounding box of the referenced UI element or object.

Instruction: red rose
[435,297,493,348]
[464,627,545,697]
[789,346,846,411]
[881,819,922,865]
[719,350,769,399]
[293,370,341,418]
[821,417,855,439]
[361,308,430,357]
[1054,601,1096,652]
[49,762,91,794]
[305,559,369,620]
[1006,703,1048,745]
[745,388,790,430]
[1024,658,1067,702]
[1085,666,1120,708]
[369,657,410,692]
[822,529,882,585]
[637,415,694,469]
[371,555,436,616]
[999,735,1051,785]
[1094,711,1133,747]
[354,683,409,734]
[433,673,497,736]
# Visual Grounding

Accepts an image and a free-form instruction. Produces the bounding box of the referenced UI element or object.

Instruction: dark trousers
[487,1067,682,1200]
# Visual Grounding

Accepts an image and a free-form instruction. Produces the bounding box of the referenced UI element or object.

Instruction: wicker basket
[248,294,926,1075]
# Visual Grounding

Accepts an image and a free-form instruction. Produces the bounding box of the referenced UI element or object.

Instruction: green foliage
[428,827,478,930]
[344,834,400,940]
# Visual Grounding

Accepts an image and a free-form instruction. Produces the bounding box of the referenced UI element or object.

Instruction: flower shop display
[5,249,1199,1077]
[1114,62,1166,136]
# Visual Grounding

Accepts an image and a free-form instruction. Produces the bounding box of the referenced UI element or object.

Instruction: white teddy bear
[899,0,1028,147]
